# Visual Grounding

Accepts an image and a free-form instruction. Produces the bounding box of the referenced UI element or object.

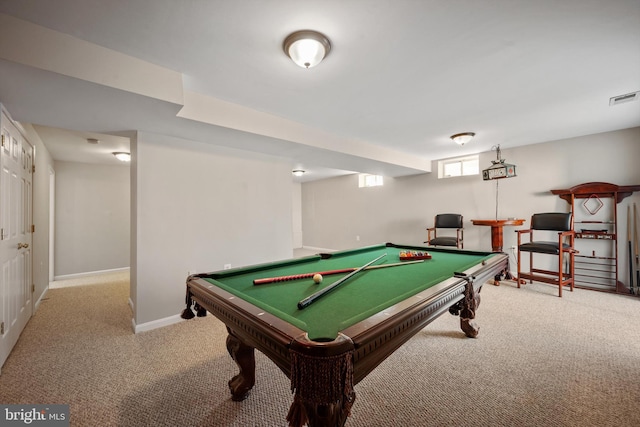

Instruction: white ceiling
[0,0,639,181]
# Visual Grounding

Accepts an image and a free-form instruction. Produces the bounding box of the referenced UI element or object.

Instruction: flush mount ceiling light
[113,152,131,162]
[450,132,476,146]
[292,169,306,177]
[283,30,331,68]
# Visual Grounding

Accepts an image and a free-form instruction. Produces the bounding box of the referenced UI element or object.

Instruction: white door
[0,111,33,370]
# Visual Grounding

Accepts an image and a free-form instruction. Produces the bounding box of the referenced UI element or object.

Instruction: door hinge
[0,228,5,241]
[1,135,4,148]
[32,164,36,173]
[32,283,35,293]
[1,322,4,335]
[31,224,35,233]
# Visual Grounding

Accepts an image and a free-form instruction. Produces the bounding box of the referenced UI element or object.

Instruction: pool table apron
[183,251,508,427]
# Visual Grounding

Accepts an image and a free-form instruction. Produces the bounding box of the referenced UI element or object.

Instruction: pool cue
[297,253,387,309]
[628,205,635,294]
[253,260,424,285]
[633,203,640,293]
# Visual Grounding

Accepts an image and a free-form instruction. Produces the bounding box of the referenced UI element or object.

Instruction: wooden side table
[471,218,526,285]
[471,219,525,252]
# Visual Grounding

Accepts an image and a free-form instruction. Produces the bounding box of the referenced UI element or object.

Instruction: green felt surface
[202,244,494,340]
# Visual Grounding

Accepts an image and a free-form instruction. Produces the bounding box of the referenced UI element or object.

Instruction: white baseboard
[54,267,130,281]
[301,245,337,253]
[132,314,184,334]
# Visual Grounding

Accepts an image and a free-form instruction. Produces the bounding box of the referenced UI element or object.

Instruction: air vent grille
[609,91,639,106]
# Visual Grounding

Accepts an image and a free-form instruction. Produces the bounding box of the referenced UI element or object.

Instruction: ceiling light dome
[283,30,331,68]
[450,132,475,145]
[113,152,131,162]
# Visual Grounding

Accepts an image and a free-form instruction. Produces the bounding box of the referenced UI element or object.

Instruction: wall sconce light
[292,169,306,177]
[283,30,331,68]
[450,132,475,145]
[113,152,131,162]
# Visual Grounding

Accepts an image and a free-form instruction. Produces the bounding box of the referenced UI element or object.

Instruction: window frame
[438,155,479,179]
[358,174,384,188]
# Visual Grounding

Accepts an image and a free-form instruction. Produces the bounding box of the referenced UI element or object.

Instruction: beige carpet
[1,273,639,426]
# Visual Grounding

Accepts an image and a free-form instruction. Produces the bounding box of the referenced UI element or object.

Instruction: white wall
[301,128,640,287]
[131,132,293,328]
[54,161,130,277]
[292,182,303,248]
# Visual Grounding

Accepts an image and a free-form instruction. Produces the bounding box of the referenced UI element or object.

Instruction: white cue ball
[313,273,323,284]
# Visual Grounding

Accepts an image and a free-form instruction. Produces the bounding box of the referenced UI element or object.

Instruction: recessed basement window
[358,174,384,187]
[438,155,479,178]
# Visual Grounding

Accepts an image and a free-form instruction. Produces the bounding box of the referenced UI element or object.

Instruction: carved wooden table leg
[286,335,355,427]
[226,328,255,401]
[459,281,481,338]
[302,402,351,427]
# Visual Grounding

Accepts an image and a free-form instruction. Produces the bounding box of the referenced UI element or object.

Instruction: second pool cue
[634,203,639,295]
[253,260,424,285]
[629,205,634,294]
[297,253,387,309]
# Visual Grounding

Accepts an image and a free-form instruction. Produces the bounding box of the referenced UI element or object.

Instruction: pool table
[182,243,507,427]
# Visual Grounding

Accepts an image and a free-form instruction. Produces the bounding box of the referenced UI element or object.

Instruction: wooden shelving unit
[551,182,640,293]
